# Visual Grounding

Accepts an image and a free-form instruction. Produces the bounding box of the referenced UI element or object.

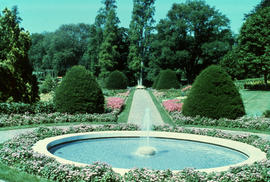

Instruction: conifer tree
[0,7,39,103]
[98,7,120,78]
[128,0,155,83]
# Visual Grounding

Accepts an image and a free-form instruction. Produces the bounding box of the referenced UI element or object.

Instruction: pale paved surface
[128,89,164,126]
[0,126,72,144]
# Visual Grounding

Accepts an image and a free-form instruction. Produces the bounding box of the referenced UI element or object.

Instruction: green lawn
[240,90,270,116]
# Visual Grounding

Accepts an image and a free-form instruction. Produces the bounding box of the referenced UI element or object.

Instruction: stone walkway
[128,89,164,126]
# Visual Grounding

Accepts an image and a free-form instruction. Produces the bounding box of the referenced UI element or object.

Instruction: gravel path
[0,125,72,144]
[127,89,164,127]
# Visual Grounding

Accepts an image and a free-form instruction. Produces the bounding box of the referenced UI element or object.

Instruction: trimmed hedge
[156,69,180,89]
[106,70,128,90]
[182,65,245,119]
[54,66,104,114]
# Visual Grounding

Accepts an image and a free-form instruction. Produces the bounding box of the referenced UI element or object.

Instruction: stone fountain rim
[32,130,267,175]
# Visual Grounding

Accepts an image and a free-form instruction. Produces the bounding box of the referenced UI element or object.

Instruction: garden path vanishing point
[127,89,164,126]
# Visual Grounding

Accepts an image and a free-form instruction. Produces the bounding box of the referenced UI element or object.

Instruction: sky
[0,0,261,34]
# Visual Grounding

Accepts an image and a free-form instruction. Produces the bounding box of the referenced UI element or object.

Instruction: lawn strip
[117,88,135,123]
[148,89,174,126]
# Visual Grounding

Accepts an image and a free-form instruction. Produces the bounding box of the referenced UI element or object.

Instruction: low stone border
[33,131,267,175]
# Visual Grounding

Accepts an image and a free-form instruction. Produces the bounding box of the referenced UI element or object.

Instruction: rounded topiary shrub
[54,66,104,114]
[182,65,245,119]
[106,70,128,90]
[156,69,180,89]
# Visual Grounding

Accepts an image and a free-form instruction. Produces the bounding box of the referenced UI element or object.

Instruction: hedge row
[0,124,269,181]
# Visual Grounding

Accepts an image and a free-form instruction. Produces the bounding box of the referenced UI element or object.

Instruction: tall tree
[28,33,46,71]
[238,7,270,84]
[98,6,120,78]
[85,0,117,76]
[245,0,270,18]
[149,0,232,83]
[0,7,39,103]
[128,0,155,84]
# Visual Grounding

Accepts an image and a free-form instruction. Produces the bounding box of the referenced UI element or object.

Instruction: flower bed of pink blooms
[162,99,183,112]
[106,97,125,110]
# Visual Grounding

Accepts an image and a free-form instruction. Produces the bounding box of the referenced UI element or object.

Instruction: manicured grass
[117,88,135,123]
[240,90,270,116]
[148,89,175,126]
[0,162,52,182]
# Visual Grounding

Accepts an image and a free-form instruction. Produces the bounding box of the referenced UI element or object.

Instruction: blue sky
[0,0,261,34]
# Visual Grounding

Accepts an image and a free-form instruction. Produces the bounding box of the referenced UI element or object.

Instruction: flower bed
[172,113,270,131]
[162,99,183,112]
[0,90,131,128]
[151,89,270,131]
[0,124,269,181]
[106,97,125,110]
[0,112,118,127]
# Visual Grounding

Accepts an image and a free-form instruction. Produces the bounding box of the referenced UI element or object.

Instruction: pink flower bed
[162,99,183,112]
[181,85,192,92]
[106,97,125,110]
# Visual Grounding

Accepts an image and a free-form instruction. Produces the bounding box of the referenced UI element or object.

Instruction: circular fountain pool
[33,131,267,175]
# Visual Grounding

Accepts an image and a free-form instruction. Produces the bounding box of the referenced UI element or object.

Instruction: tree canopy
[149,0,233,83]
[238,7,270,84]
[128,0,155,84]
[0,7,39,103]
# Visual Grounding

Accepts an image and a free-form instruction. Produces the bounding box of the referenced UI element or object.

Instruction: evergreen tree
[182,65,245,119]
[98,7,120,78]
[0,7,39,103]
[128,0,155,84]
[85,0,117,76]
[238,7,270,84]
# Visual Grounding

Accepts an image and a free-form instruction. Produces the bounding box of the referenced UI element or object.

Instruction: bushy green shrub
[263,110,270,118]
[106,70,128,90]
[152,73,161,89]
[156,69,180,89]
[39,75,58,94]
[182,65,245,119]
[54,66,104,114]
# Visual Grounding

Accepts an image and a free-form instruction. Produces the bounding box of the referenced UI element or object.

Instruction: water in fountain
[136,108,157,156]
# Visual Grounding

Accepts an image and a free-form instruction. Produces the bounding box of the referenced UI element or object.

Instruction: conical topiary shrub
[106,70,128,90]
[182,65,245,119]
[54,65,104,114]
[156,69,180,89]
